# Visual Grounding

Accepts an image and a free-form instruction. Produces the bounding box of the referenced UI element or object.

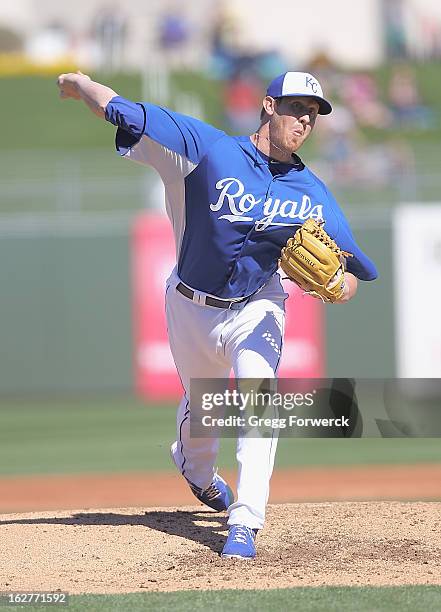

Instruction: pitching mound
[2,502,441,594]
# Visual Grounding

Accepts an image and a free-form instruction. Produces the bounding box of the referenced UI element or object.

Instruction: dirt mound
[1,502,441,594]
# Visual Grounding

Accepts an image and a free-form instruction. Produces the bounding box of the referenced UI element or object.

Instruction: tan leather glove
[279,219,353,303]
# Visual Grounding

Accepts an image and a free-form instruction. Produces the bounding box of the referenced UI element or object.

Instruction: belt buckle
[192,290,205,305]
[229,297,248,311]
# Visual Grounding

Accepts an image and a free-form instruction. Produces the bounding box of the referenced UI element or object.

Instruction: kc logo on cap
[305,75,319,93]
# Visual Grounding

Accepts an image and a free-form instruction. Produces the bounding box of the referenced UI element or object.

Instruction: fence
[0,209,395,396]
[1,145,441,215]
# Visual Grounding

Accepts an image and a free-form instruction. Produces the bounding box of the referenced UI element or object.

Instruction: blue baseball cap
[266,71,332,115]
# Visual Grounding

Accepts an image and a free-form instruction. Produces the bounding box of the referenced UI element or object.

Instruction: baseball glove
[279,218,353,303]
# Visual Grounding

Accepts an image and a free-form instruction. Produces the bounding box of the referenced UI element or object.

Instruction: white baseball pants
[165,268,287,530]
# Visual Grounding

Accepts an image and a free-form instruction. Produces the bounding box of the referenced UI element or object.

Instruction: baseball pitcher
[57,70,377,559]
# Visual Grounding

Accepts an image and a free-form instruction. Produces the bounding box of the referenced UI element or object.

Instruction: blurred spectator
[92,5,127,73]
[158,10,190,50]
[209,2,242,79]
[156,7,192,68]
[342,72,392,129]
[223,71,262,134]
[387,64,434,129]
[208,0,285,82]
[308,51,342,95]
[254,49,286,82]
[383,0,407,59]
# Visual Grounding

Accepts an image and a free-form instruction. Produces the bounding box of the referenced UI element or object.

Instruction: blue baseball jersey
[106,96,378,299]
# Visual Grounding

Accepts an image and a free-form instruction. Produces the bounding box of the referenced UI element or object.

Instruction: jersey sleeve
[336,219,378,280]
[325,188,378,281]
[105,96,225,183]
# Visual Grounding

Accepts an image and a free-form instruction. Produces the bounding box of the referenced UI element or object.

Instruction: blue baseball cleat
[186,473,234,512]
[170,443,234,512]
[221,524,257,559]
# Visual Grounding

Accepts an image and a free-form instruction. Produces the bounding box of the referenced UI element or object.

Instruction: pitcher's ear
[262,95,277,117]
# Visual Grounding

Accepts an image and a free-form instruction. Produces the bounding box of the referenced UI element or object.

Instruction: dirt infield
[1,502,441,594]
[1,463,441,513]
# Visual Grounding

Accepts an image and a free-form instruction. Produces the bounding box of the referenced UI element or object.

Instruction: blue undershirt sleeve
[325,188,378,281]
[105,96,146,154]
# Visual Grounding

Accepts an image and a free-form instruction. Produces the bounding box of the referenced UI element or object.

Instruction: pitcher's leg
[166,281,231,489]
[229,427,279,529]
[172,394,221,489]
[226,302,285,529]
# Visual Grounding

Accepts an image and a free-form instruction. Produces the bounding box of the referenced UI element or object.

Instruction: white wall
[0,0,216,68]
[393,205,441,377]
[232,0,384,68]
[0,0,34,33]
[409,0,441,18]
[1,0,439,70]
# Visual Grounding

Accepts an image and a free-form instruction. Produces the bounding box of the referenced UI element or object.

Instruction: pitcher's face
[266,96,319,153]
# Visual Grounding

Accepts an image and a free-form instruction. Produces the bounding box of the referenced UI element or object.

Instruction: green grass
[0,74,143,150]
[0,397,173,475]
[0,72,223,152]
[2,586,440,611]
[0,398,441,477]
